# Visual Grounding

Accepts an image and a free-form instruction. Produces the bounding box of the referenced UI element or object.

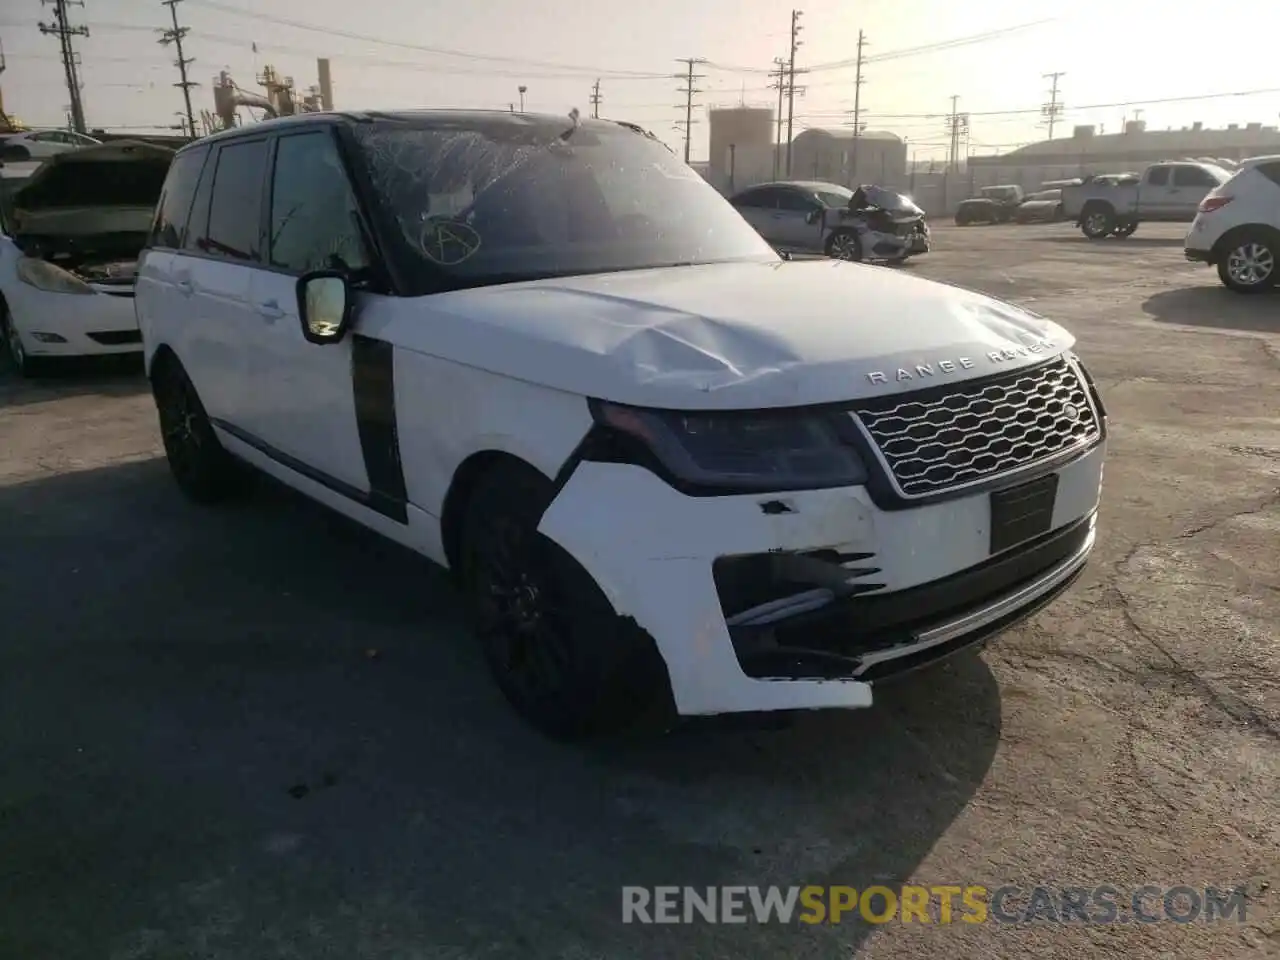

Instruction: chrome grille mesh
[852,356,1100,497]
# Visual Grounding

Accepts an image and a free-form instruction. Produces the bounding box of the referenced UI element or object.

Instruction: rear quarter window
[1257,162,1280,188]
[149,146,208,250]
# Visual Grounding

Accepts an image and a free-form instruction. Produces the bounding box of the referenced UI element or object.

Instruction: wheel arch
[440,449,554,578]
[146,341,182,382]
[1210,222,1280,264]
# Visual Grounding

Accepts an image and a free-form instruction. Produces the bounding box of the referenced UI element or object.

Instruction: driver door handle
[255,300,285,320]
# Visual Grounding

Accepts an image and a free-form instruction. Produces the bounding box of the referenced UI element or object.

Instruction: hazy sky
[4,0,1279,160]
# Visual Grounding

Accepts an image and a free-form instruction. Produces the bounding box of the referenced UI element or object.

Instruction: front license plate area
[990,474,1059,554]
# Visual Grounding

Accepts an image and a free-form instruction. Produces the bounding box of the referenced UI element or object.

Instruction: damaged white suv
[136,111,1107,740]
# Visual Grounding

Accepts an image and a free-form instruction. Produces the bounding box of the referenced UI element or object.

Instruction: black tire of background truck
[152,357,250,504]
[825,228,863,261]
[954,211,969,226]
[458,461,675,741]
[1216,230,1278,294]
[1080,204,1115,239]
[1,303,41,378]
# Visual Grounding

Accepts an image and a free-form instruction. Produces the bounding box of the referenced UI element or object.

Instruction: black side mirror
[296,271,353,345]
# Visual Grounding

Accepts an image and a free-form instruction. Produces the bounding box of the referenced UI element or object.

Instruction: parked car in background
[1061,162,1230,239]
[136,110,1104,740]
[728,180,929,262]
[1184,154,1280,293]
[954,185,1025,225]
[1014,189,1065,223]
[0,139,172,374]
[0,129,102,161]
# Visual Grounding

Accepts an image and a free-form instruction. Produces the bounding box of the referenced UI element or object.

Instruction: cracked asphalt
[0,222,1276,959]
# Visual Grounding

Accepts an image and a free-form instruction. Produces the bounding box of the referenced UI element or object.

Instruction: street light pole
[518,85,527,112]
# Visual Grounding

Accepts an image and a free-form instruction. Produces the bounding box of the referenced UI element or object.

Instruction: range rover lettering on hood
[867,337,1056,384]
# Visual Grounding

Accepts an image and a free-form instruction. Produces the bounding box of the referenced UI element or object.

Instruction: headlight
[16,257,96,296]
[591,399,868,493]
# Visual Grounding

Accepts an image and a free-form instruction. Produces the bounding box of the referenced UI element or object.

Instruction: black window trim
[148,121,399,292]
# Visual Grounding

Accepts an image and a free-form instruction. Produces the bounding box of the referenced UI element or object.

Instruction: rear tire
[1217,231,1277,294]
[458,462,674,741]
[1080,205,1115,239]
[152,358,250,504]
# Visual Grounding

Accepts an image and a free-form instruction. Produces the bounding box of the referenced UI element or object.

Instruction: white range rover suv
[136,111,1108,740]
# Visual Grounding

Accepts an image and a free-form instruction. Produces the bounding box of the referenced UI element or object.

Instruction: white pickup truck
[1061,162,1231,239]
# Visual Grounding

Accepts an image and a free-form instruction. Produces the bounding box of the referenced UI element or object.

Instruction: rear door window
[1173,166,1217,188]
[148,145,209,250]
[202,139,269,262]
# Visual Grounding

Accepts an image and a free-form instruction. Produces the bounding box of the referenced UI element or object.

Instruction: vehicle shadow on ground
[1025,235,1184,248]
[0,354,147,410]
[1143,285,1280,333]
[0,459,1001,960]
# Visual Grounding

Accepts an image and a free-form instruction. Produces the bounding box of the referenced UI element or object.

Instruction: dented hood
[389,259,1073,411]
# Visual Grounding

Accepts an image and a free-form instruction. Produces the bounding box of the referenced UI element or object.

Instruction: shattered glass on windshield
[351,117,775,287]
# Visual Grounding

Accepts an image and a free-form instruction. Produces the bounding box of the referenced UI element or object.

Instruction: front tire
[825,229,862,261]
[1218,232,1277,293]
[459,463,673,741]
[152,358,249,503]
[1,304,40,378]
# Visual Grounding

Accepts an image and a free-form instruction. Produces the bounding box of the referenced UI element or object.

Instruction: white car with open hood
[135,111,1108,740]
[0,139,173,374]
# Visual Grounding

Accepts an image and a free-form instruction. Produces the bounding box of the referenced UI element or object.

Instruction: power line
[1042,71,1064,140]
[702,19,1055,76]
[590,78,601,119]
[866,85,1280,120]
[183,0,669,78]
[159,0,198,139]
[785,8,805,177]
[674,57,706,164]
[37,0,89,133]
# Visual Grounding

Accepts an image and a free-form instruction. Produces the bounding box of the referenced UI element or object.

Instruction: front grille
[851,355,1100,497]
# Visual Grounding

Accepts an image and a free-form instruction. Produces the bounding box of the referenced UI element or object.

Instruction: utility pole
[785,9,804,177]
[160,0,198,140]
[1041,71,1064,140]
[590,78,601,119]
[674,57,706,165]
[768,56,787,179]
[849,30,866,184]
[38,0,89,134]
[945,95,968,171]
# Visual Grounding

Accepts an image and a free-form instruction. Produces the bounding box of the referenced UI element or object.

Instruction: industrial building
[702,106,909,194]
[968,120,1280,187]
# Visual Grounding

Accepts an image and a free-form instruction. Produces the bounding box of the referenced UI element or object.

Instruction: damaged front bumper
[537,444,1103,717]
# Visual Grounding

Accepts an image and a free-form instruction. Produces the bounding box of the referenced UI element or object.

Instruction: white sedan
[0,129,102,161]
[1,140,172,375]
